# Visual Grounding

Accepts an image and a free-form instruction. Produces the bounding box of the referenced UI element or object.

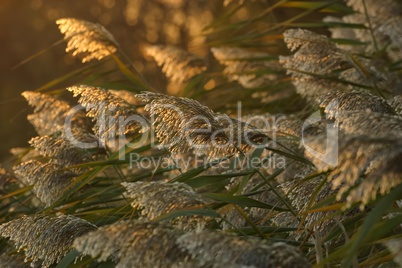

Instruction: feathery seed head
[145,45,206,83]
[211,47,279,88]
[67,85,143,145]
[29,135,94,167]
[122,181,211,230]
[56,18,118,63]
[74,220,189,267]
[22,91,94,144]
[22,91,85,135]
[137,92,266,159]
[318,91,395,120]
[335,111,402,138]
[13,160,77,206]
[177,231,311,268]
[324,136,402,208]
[280,29,352,100]
[0,214,96,267]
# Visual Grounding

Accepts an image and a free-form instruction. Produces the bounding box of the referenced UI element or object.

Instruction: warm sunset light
[0,1,401,267]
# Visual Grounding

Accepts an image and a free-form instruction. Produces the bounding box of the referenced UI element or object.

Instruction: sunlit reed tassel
[122,181,212,230]
[211,46,279,89]
[13,160,77,206]
[0,214,96,267]
[67,85,144,146]
[21,91,93,139]
[318,91,395,120]
[29,135,95,167]
[74,220,189,267]
[177,230,311,268]
[136,92,266,159]
[56,18,118,63]
[145,45,207,83]
[279,29,353,100]
[305,134,402,209]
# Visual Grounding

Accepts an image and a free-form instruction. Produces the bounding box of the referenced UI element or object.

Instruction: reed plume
[13,160,77,206]
[122,181,211,230]
[335,111,402,138]
[343,0,402,61]
[279,29,352,100]
[0,214,96,267]
[325,136,402,208]
[56,18,118,63]
[317,91,402,138]
[318,91,395,120]
[73,220,189,268]
[137,92,266,159]
[177,231,311,268]
[29,135,94,167]
[278,177,347,235]
[211,47,279,89]
[67,85,143,145]
[21,91,92,139]
[145,45,206,83]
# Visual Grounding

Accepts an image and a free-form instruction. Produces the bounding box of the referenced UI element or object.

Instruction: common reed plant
[0,0,401,267]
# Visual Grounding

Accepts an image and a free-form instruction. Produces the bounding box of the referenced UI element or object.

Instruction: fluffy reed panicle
[278,177,344,234]
[74,220,189,268]
[211,47,279,88]
[279,29,352,99]
[21,91,91,137]
[342,1,402,61]
[281,28,398,95]
[318,91,395,120]
[335,111,402,138]
[145,45,206,83]
[29,135,93,167]
[317,92,402,138]
[137,92,266,159]
[280,29,349,72]
[177,231,311,268]
[0,214,96,267]
[122,181,211,230]
[13,160,76,206]
[67,85,142,145]
[56,18,118,63]
[325,137,402,208]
